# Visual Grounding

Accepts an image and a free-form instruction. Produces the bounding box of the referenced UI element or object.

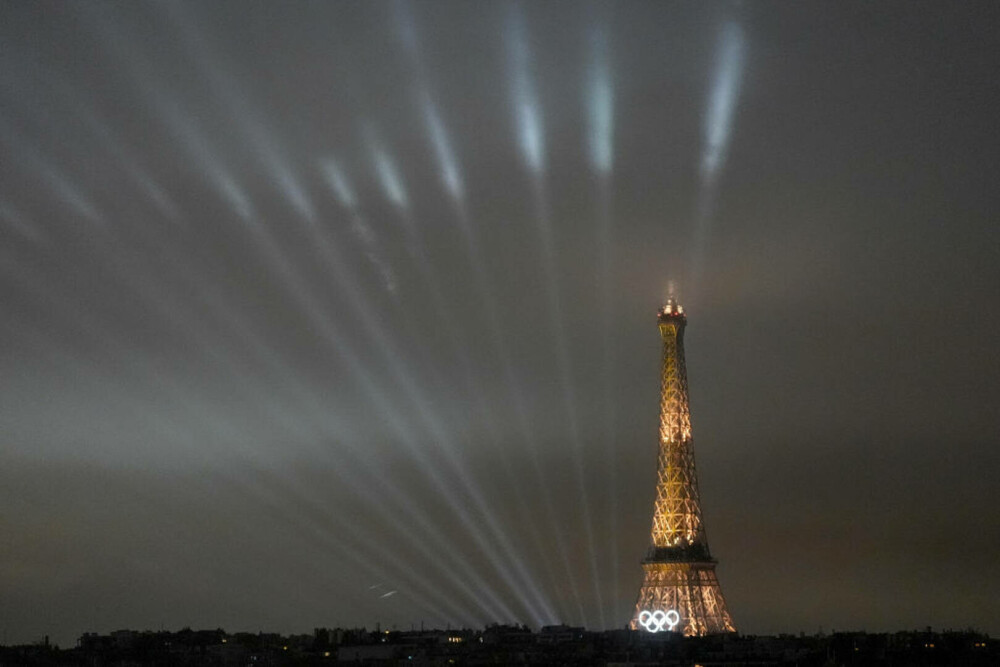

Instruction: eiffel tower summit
[631,297,736,636]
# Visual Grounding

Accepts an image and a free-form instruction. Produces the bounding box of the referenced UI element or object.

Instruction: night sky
[2,1,999,646]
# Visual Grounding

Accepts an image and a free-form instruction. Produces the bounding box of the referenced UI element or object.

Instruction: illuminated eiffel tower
[631,297,736,636]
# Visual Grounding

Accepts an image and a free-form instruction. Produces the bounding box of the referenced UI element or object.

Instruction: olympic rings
[637,609,680,632]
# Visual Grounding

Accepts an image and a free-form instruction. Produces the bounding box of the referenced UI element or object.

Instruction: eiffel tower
[631,297,736,636]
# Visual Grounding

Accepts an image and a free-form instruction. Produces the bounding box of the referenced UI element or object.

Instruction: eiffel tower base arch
[632,560,736,636]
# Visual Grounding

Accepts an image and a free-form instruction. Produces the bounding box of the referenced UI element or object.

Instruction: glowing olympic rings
[637,609,680,633]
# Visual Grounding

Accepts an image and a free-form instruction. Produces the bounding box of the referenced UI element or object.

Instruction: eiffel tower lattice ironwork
[631,297,736,636]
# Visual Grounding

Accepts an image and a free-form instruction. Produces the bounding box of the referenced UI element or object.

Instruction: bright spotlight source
[506,8,544,173]
[273,162,316,223]
[372,145,409,210]
[587,27,613,174]
[702,20,745,179]
[216,171,254,221]
[391,0,465,204]
[159,103,254,221]
[421,90,464,201]
[320,158,358,211]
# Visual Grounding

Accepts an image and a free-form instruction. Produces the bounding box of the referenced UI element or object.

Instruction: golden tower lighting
[631,297,736,636]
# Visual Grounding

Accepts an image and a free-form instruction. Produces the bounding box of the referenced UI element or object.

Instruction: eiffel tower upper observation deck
[631,297,736,636]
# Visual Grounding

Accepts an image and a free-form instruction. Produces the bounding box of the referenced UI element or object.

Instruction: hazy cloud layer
[1,1,998,645]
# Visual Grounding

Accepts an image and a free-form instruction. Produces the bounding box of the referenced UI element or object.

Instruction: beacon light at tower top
[658,298,685,319]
